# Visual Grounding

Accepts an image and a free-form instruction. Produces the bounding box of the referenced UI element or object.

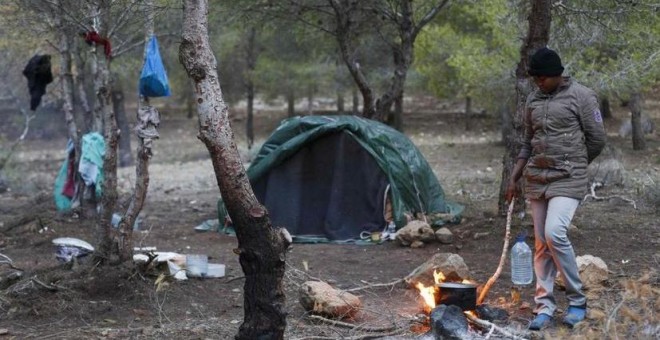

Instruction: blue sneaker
[563,305,587,328]
[529,313,553,330]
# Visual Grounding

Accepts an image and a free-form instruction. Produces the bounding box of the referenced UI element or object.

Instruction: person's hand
[505,180,517,203]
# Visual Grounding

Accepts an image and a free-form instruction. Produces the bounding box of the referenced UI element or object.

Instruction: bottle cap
[515,233,527,243]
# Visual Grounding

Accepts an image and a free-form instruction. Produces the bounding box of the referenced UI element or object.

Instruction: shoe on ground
[563,305,587,328]
[529,313,553,331]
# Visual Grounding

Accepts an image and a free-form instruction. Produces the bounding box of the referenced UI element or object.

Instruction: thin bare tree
[180,1,290,338]
[498,0,551,215]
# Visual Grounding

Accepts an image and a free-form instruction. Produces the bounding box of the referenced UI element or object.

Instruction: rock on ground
[299,281,361,319]
[405,253,470,287]
[396,220,436,246]
[556,255,609,290]
[435,227,454,244]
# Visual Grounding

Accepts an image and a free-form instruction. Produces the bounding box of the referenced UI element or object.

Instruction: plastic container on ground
[186,254,208,278]
[511,234,533,286]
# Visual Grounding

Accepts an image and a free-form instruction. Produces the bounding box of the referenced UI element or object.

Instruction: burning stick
[476,200,514,305]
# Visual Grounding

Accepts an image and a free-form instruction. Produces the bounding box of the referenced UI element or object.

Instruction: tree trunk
[600,95,612,119]
[375,0,445,125]
[244,27,256,150]
[375,3,413,122]
[89,2,120,263]
[179,1,290,339]
[59,33,79,153]
[186,83,195,119]
[500,100,513,145]
[328,1,377,118]
[629,92,646,151]
[246,87,255,148]
[337,92,344,114]
[352,86,359,115]
[498,0,552,215]
[89,47,103,134]
[112,88,133,167]
[306,87,314,115]
[56,24,85,205]
[95,55,121,263]
[335,57,344,114]
[287,91,295,118]
[73,40,94,134]
[393,94,403,132]
[117,0,158,264]
[464,95,472,131]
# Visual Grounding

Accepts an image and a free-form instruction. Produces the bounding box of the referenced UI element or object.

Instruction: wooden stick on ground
[477,200,514,305]
[290,328,406,340]
[466,312,528,340]
[308,315,399,333]
[344,278,404,292]
[583,182,637,209]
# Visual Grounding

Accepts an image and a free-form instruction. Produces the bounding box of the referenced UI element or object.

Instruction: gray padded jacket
[517,78,606,200]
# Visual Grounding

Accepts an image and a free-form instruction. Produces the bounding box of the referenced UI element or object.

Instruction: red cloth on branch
[84,31,112,59]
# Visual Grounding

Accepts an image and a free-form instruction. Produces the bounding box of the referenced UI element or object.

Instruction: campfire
[413,270,524,339]
[415,270,476,313]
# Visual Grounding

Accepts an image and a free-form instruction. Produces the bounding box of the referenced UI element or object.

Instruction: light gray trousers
[530,196,586,316]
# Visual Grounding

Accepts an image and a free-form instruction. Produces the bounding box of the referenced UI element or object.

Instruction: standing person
[506,47,606,330]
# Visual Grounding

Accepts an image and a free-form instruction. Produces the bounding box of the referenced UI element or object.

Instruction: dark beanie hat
[528,47,564,76]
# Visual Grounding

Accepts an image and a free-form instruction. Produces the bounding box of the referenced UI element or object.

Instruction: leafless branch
[412,0,450,38]
[344,278,404,292]
[107,0,142,38]
[583,182,637,209]
[30,277,64,292]
[466,312,529,340]
[0,87,35,172]
[0,253,14,266]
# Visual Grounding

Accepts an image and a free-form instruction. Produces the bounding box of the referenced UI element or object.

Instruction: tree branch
[412,0,450,39]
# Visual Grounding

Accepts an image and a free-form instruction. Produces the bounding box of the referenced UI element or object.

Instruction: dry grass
[545,270,660,340]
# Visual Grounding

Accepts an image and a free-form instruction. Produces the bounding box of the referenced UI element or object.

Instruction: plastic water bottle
[511,234,533,285]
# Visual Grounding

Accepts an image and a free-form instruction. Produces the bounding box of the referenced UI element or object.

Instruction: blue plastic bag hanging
[139,36,171,97]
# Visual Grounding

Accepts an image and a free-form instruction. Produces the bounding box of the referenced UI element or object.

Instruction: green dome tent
[216,115,462,243]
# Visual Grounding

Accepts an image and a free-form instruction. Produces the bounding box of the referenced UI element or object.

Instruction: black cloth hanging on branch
[22,54,53,111]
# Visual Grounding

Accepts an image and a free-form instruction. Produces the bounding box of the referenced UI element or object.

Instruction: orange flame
[416,282,437,312]
[433,270,446,284]
[415,270,445,312]
[416,270,476,312]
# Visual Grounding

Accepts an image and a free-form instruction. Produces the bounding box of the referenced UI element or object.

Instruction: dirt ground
[0,98,658,339]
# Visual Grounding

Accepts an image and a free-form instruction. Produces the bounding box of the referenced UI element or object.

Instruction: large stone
[556,255,609,290]
[396,220,436,246]
[405,253,470,286]
[299,281,361,319]
[435,227,454,244]
[430,304,468,340]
